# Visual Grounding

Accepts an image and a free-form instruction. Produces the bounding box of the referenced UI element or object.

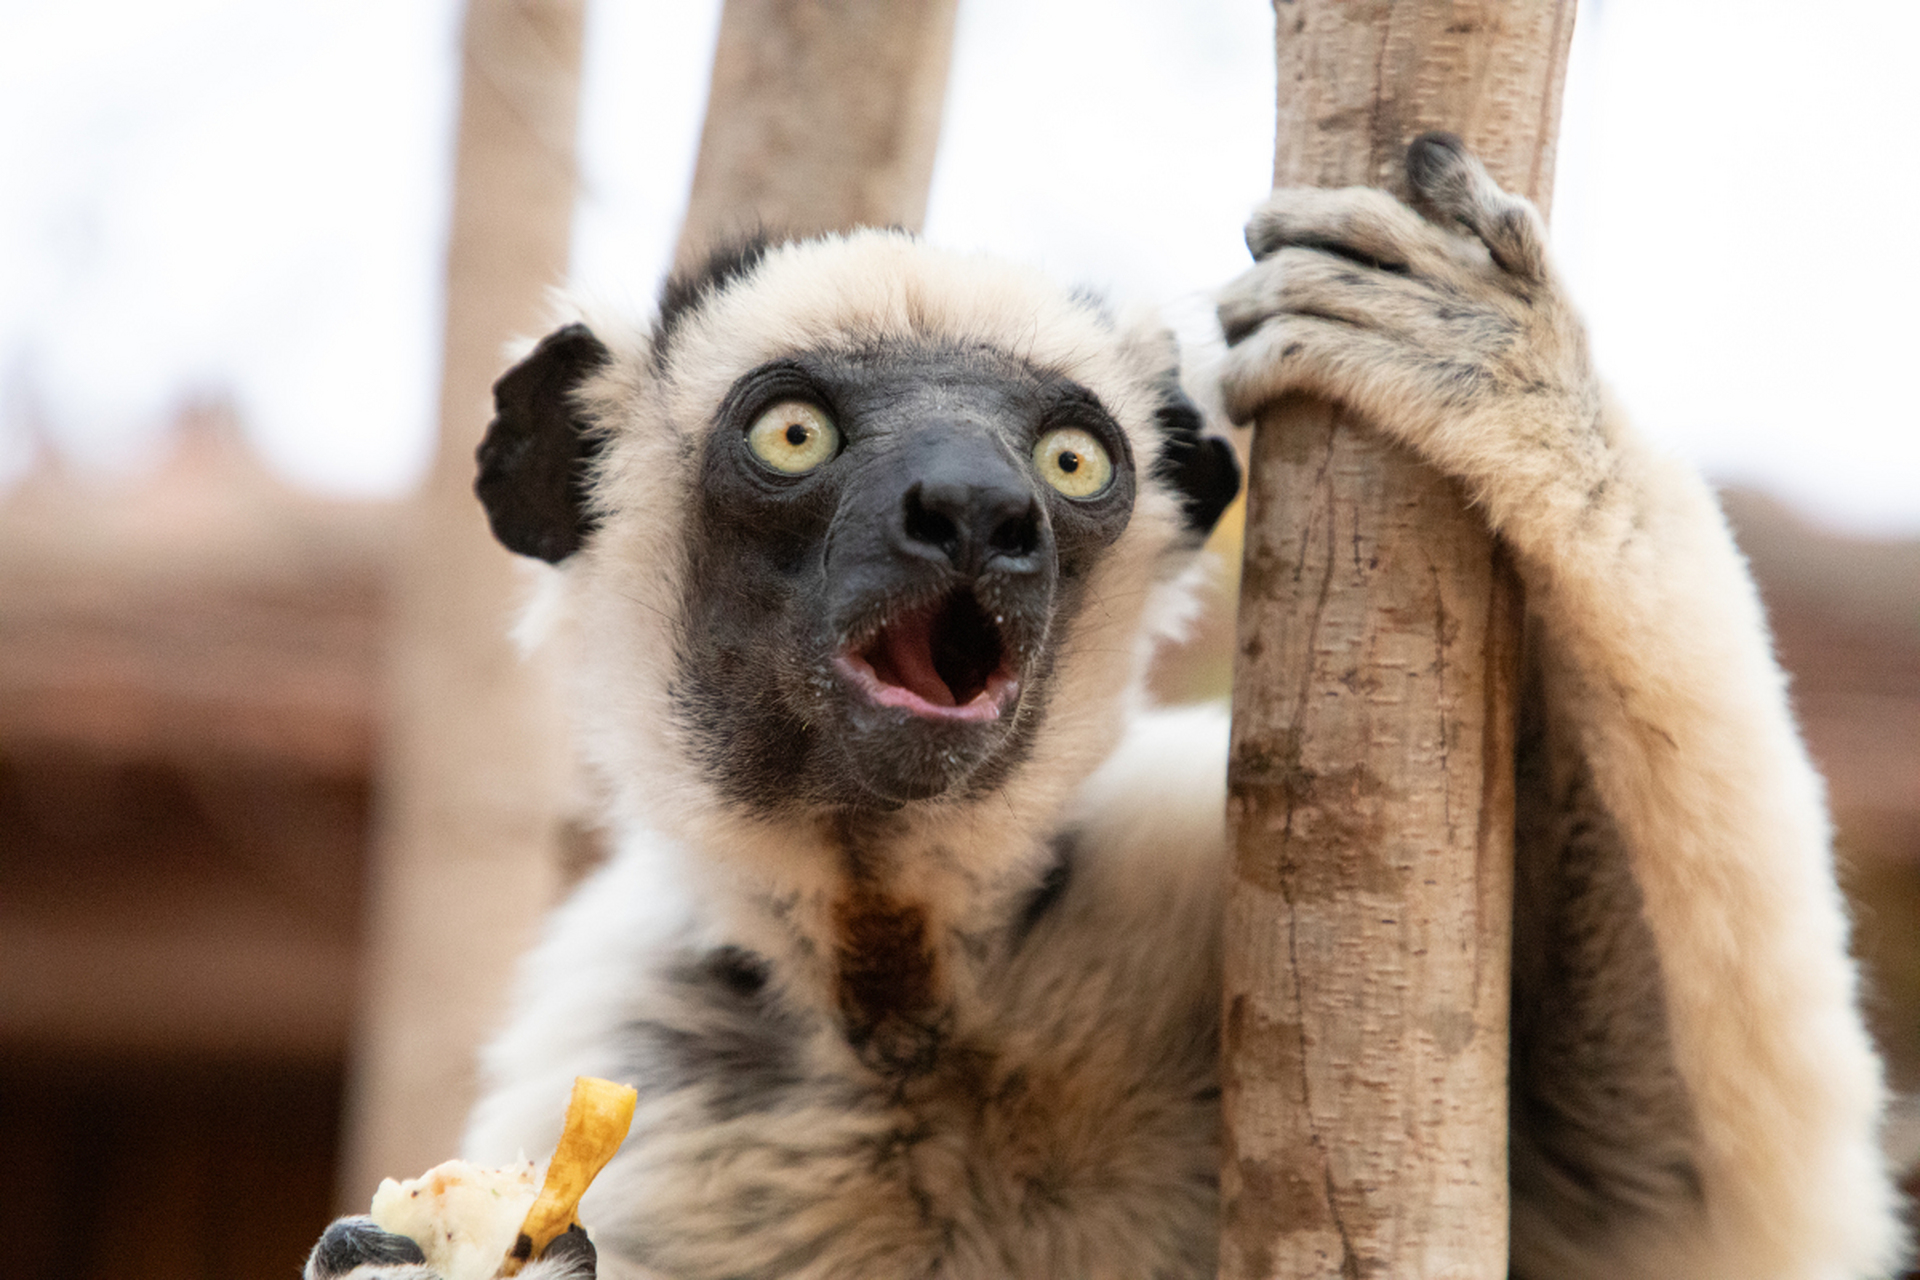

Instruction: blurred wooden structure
[0,412,383,1060]
[0,407,385,1279]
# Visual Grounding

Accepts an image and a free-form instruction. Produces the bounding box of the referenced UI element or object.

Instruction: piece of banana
[367,1076,637,1280]
[501,1075,638,1275]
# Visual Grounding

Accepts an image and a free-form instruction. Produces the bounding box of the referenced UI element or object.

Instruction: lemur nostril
[988,501,1040,559]
[902,477,1038,573]
[902,484,962,560]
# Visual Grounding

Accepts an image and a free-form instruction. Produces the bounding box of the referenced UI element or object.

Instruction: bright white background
[3,0,1916,534]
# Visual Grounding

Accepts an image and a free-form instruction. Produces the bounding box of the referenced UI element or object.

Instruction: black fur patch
[1012,832,1075,947]
[630,947,806,1120]
[703,942,772,997]
[956,673,1051,803]
[1509,649,1705,1232]
[474,323,611,563]
[1291,235,1412,276]
[651,235,776,371]
[308,1216,427,1275]
[1149,373,1241,538]
[833,874,948,1077]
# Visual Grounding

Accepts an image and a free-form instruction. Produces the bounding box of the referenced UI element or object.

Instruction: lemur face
[680,343,1138,806]
[474,231,1238,821]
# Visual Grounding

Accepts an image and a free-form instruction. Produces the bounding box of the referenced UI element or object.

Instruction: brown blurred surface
[0,749,367,1058]
[0,407,388,1276]
[0,407,387,1059]
[0,1052,343,1280]
[0,405,387,779]
[1719,490,1920,1094]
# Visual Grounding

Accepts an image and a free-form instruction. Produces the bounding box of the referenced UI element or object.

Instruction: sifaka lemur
[308,135,1905,1280]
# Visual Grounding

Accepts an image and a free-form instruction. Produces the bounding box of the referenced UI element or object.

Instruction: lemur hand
[303,1216,597,1280]
[1216,132,1606,555]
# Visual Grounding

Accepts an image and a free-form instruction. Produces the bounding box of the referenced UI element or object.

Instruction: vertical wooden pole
[339,0,587,1205]
[675,0,959,261]
[1222,4,1574,1278]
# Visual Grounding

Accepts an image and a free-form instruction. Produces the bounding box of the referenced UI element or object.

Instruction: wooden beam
[675,0,959,261]
[338,0,587,1207]
[1222,4,1575,1277]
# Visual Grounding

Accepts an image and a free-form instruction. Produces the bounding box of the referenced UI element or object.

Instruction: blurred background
[1,0,1915,1276]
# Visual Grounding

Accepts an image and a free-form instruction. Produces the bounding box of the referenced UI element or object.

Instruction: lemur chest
[611,898,1222,1279]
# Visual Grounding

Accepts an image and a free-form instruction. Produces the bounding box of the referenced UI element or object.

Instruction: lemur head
[477,230,1238,851]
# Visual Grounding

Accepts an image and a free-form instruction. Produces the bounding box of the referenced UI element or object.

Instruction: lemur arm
[1215,134,1902,1279]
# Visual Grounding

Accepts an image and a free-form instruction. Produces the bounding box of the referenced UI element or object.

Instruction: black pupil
[1059,450,1081,474]
[784,422,810,447]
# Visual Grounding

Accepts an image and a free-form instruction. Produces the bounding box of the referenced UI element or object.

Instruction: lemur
[308,136,1905,1279]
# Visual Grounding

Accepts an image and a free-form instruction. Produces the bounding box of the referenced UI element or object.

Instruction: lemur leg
[1217,135,1902,1279]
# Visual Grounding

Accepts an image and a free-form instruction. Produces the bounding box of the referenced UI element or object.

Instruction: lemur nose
[901,477,1041,575]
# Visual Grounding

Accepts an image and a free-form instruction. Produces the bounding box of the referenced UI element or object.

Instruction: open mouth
[835,590,1020,722]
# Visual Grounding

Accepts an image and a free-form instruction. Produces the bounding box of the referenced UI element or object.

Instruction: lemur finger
[304,1216,436,1280]
[1404,132,1548,283]
[1243,185,1459,277]
[1218,246,1443,349]
[1216,313,1421,427]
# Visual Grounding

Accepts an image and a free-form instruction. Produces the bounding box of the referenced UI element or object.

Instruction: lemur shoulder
[309,136,1906,1280]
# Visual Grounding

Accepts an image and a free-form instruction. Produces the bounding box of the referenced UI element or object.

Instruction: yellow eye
[1031,427,1113,498]
[746,401,839,474]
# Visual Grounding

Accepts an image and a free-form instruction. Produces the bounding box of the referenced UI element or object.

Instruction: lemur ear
[475,323,612,563]
[1150,375,1241,539]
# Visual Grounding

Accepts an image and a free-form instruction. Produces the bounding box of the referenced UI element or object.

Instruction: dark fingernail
[1406,131,1466,188]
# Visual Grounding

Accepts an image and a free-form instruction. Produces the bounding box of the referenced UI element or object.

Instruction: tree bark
[1222,4,1575,1278]
[675,0,959,265]
[338,0,587,1207]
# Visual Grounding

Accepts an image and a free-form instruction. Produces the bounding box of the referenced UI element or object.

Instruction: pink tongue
[877,609,955,707]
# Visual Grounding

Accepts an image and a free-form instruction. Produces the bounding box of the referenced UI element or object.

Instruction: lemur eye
[1031,427,1113,499]
[747,401,839,474]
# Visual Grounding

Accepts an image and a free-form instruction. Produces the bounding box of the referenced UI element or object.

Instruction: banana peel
[501,1076,638,1275]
